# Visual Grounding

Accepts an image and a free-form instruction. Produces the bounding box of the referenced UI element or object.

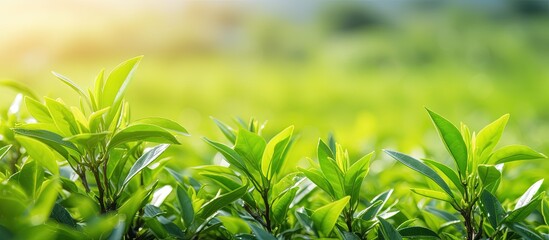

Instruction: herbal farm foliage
[385,108,547,240]
[0,57,547,239]
[299,139,438,239]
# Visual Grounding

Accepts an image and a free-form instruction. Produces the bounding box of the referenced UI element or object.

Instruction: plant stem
[262,189,272,233]
[92,166,106,213]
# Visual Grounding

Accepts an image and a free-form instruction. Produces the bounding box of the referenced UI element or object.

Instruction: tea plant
[385,108,547,239]
[203,118,307,238]
[10,57,188,238]
[2,57,548,239]
[299,139,439,239]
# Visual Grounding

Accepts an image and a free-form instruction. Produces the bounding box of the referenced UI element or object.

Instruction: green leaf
[198,183,248,219]
[345,152,373,207]
[50,203,78,228]
[478,164,502,193]
[515,179,544,210]
[100,56,142,108]
[249,223,277,240]
[108,124,179,149]
[318,139,335,163]
[52,71,92,109]
[0,79,39,99]
[133,117,189,136]
[299,167,335,197]
[45,97,80,136]
[377,217,403,240]
[203,138,247,172]
[411,188,453,203]
[504,192,544,223]
[0,145,11,160]
[321,157,346,199]
[479,190,505,229]
[272,187,298,224]
[424,159,465,195]
[176,185,194,228]
[475,114,509,163]
[25,97,53,123]
[398,226,439,239]
[543,198,549,225]
[384,150,454,198]
[118,185,156,233]
[235,129,266,171]
[212,117,237,144]
[30,178,61,224]
[88,107,110,133]
[359,189,393,220]
[93,69,105,109]
[261,125,294,179]
[120,144,169,191]
[488,145,546,164]
[311,196,350,236]
[218,216,251,235]
[64,132,109,147]
[13,128,79,158]
[11,159,44,199]
[102,57,142,129]
[426,108,468,177]
[507,223,544,240]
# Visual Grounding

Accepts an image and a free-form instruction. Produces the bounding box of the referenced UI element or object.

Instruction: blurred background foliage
[1,0,548,199]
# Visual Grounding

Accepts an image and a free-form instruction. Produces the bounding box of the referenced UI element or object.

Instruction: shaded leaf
[176,185,194,228]
[377,217,403,240]
[479,190,505,229]
[398,226,439,239]
[272,187,298,224]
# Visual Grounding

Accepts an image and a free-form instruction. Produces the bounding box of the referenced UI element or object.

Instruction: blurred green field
[1,0,548,200]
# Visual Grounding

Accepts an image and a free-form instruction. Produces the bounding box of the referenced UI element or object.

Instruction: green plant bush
[0,57,547,240]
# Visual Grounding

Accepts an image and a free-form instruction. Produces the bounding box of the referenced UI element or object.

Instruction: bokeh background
[1,0,548,197]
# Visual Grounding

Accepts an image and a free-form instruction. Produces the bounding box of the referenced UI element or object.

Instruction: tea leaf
[426,108,468,177]
[479,190,505,229]
[108,124,179,149]
[476,114,509,163]
[384,150,454,198]
[311,196,349,236]
[176,185,194,228]
[411,188,453,203]
[120,144,169,191]
[377,216,403,240]
[488,145,546,164]
[261,125,293,179]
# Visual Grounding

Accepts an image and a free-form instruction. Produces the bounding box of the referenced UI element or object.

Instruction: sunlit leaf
[120,144,169,191]
[426,108,468,177]
[311,196,349,236]
[108,124,179,149]
[488,145,546,164]
[475,114,509,163]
